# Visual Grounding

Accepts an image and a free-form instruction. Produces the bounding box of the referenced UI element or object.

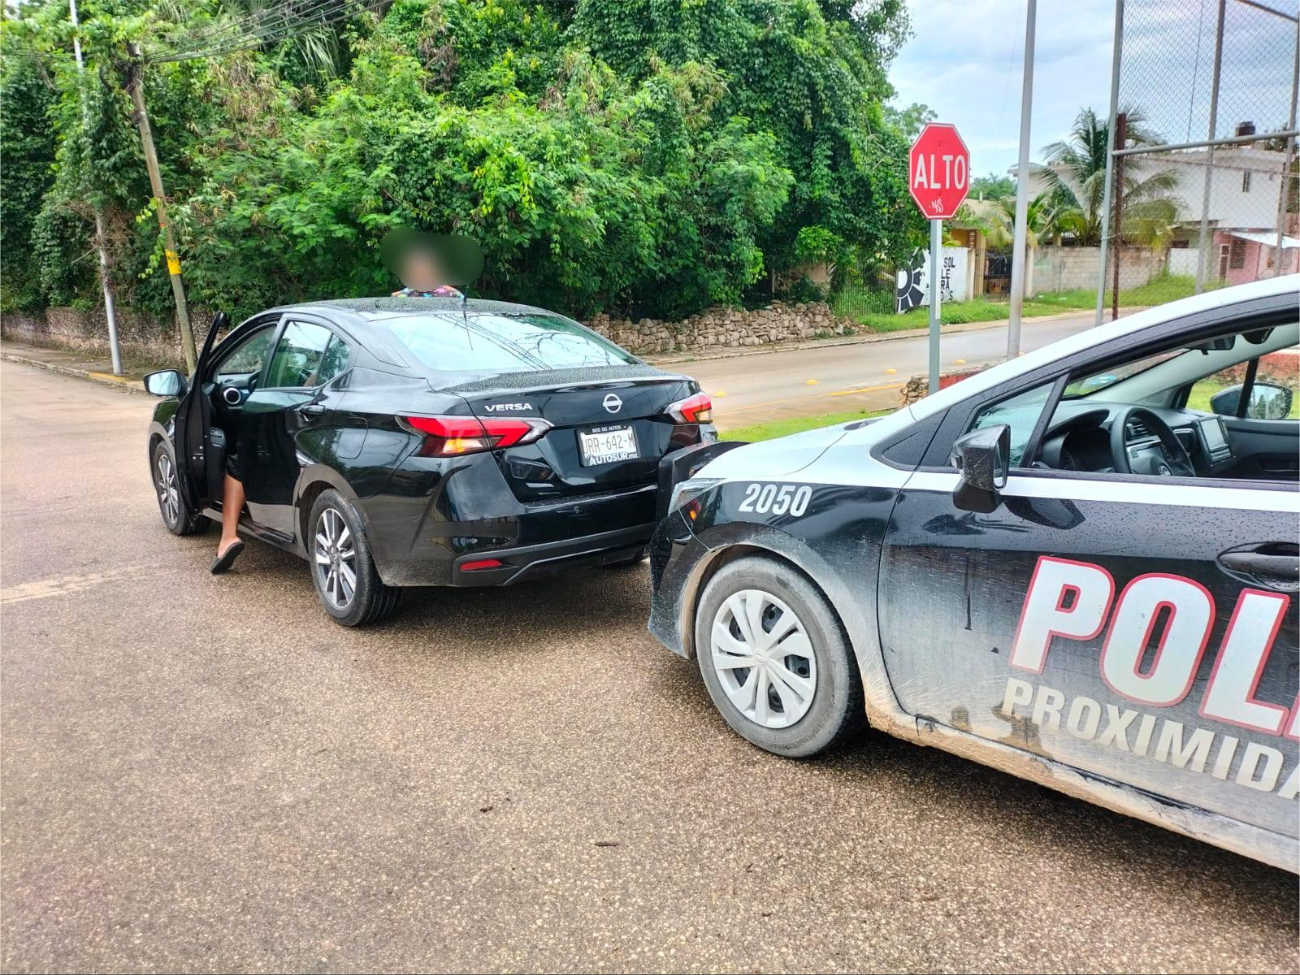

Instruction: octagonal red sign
[908,123,970,220]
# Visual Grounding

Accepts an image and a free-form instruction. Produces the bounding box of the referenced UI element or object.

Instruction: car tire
[308,489,402,627]
[695,555,864,758]
[151,440,206,536]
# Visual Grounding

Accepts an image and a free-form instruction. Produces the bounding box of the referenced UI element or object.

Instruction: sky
[888,0,1299,180]
[889,0,1117,179]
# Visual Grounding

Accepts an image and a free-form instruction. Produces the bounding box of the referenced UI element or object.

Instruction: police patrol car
[649,275,1300,871]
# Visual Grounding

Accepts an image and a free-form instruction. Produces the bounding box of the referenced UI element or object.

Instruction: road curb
[0,351,146,395]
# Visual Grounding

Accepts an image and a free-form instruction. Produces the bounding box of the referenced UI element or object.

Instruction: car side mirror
[1208,384,1241,416]
[144,369,186,397]
[950,424,1010,514]
[1209,381,1293,420]
[1245,381,1292,420]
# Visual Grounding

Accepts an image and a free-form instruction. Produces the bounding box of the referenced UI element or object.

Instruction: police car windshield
[1062,348,1188,398]
[379,313,639,373]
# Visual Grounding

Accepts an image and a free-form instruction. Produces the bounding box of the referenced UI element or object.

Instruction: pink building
[1211,229,1300,285]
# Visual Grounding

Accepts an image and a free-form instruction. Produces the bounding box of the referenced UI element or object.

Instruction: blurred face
[400,248,444,292]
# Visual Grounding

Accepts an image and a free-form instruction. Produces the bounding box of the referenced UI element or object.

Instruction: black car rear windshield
[378,313,638,373]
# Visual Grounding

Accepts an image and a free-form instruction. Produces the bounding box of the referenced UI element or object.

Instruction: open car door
[173,312,230,514]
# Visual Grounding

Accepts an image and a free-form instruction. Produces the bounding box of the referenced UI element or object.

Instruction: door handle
[1217,543,1300,587]
[298,404,326,417]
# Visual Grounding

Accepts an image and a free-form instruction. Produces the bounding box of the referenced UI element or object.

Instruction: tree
[569,0,919,290]
[883,101,934,142]
[0,41,57,310]
[1036,106,1182,248]
[970,172,1014,200]
[956,193,1059,248]
[3,0,917,325]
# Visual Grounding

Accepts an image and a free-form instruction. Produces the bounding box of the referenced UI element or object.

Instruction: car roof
[268,296,570,326]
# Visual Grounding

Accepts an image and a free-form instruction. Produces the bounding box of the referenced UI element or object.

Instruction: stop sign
[908,123,970,220]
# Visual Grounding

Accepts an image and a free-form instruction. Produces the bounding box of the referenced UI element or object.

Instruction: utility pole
[69,0,123,375]
[1194,0,1226,295]
[1111,112,1127,320]
[1006,0,1036,360]
[1095,0,1124,326]
[125,41,196,372]
[1274,15,1298,277]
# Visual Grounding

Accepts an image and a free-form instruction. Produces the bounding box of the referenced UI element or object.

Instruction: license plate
[579,424,638,466]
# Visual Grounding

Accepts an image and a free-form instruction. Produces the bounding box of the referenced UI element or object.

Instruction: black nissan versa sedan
[144,297,715,625]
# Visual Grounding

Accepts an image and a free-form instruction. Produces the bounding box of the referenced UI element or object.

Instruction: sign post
[908,123,970,396]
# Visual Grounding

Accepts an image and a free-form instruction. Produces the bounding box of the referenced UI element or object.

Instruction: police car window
[1062,349,1186,398]
[967,382,1053,467]
[266,321,334,388]
[1189,345,1300,420]
[379,313,638,373]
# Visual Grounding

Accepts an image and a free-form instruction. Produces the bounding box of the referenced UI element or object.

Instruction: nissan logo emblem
[603,393,623,414]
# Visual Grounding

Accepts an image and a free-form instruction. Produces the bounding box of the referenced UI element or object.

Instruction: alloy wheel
[314,507,357,609]
[709,588,817,729]
[155,451,180,526]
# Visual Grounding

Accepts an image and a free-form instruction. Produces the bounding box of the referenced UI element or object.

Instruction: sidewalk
[0,340,155,394]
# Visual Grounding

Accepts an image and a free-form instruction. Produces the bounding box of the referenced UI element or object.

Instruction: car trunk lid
[452,370,703,502]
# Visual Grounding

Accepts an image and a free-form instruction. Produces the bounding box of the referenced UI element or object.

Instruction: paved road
[1,359,1295,973]
[686,312,1100,428]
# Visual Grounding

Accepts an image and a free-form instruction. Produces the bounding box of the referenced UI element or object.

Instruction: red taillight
[666,392,713,424]
[460,558,504,572]
[399,415,551,456]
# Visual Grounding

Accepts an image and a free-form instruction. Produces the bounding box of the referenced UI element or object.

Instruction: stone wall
[898,364,987,406]
[585,301,856,356]
[1,305,194,369]
[4,300,856,364]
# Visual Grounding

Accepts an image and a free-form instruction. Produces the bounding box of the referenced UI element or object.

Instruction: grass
[719,407,893,442]
[843,297,1068,333]
[1027,273,1225,312]
[832,273,1224,335]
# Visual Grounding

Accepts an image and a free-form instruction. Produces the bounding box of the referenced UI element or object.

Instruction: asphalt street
[1,358,1296,974]
[692,312,1101,427]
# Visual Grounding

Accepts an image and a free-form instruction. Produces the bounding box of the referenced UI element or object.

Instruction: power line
[159,0,354,53]
[151,0,366,63]
[149,0,376,64]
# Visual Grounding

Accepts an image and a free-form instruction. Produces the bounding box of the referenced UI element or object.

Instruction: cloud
[890,0,1297,177]
[890,0,1115,175]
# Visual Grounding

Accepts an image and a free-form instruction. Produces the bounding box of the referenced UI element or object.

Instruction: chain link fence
[1097,0,1299,321]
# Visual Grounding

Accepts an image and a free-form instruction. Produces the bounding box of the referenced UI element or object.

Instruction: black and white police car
[649,275,1300,870]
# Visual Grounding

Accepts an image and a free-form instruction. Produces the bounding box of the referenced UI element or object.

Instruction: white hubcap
[710,589,817,729]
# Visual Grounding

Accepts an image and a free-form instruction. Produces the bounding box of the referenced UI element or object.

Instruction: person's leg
[217,473,244,557]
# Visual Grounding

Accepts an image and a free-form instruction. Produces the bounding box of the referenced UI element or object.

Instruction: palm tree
[956,193,1059,248]
[1036,107,1182,248]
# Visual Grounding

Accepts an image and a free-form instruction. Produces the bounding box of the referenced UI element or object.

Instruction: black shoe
[210,541,245,575]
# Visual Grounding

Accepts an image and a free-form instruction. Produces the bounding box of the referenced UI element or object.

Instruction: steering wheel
[1109,406,1195,477]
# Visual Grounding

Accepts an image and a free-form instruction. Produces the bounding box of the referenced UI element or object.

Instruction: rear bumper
[357,452,661,586]
[450,522,652,586]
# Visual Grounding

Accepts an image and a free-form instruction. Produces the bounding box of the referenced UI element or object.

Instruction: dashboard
[1036,402,1235,476]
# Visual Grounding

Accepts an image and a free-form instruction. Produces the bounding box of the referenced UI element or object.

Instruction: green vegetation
[1029,273,1225,311]
[833,289,1069,332]
[1,0,922,323]
[720,407,892,442]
